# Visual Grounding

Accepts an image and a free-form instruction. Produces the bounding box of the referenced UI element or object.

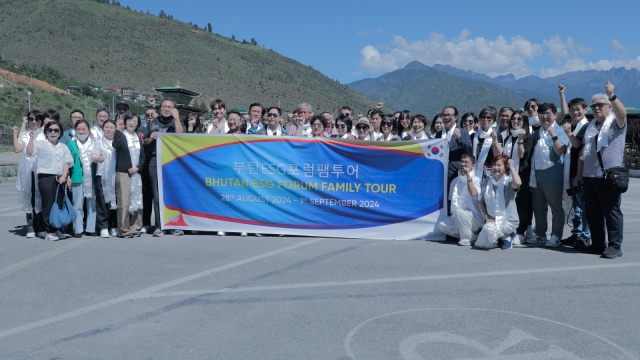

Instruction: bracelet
[609,94,617,102]
[517,141,524,144]
[467,177,473,182]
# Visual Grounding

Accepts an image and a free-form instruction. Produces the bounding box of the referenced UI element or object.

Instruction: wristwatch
[609,94,617,102]
[551,136,558,142]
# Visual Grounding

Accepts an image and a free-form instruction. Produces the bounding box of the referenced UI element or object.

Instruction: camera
[566,183,583,196]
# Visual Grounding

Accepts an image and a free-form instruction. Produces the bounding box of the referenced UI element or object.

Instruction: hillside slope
[0,0,380,114]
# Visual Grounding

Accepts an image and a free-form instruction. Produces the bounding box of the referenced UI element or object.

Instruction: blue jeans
[570,176,590,239]
[72,183,96,234]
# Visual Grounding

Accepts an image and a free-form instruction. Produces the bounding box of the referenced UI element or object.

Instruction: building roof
[154,86,200,97]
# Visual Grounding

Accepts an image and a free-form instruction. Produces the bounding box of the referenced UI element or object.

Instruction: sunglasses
[356,125,368,131]
[381,122,392,127]
[463,120,475,124]
[266,113,279,118]
[47,128,60,133]
[590,103,608,110]
[511,117,523,122]
[335,123,347,129]
[28,117,37,121]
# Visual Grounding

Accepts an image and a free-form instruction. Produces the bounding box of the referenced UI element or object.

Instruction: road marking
[0,238,93,279]
[148,262,640,298]
[0,238,322,340]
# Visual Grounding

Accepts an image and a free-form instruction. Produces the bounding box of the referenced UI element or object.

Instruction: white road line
[0,238,322,340]
[0,239,93,279]
[148,262,640,298]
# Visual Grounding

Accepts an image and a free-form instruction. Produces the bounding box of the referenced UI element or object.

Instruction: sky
[124,0,640,83]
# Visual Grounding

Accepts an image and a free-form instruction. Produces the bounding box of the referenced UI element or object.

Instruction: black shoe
[134,232,141,237]
[573,236,591,250]
[124,234,134,239]
[602,247,622,259]
[73,233,83,238]
[84,232,97,237]
[560,234,576,246]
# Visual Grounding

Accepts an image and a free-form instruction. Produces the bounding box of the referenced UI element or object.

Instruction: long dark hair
[184,113,201,133]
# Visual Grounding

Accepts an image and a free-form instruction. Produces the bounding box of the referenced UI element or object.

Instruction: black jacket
[112,130,145,173]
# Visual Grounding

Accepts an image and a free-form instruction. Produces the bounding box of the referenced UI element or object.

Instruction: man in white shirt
[438,154,483,246]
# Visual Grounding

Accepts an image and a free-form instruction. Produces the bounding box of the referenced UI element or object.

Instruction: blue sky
[124,0,640,83]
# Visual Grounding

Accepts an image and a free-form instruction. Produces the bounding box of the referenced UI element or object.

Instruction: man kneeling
[439,154,483,246]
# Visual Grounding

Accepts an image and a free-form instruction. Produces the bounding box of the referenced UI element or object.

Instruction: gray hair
[591,93,611,105]
[297,102,312,112]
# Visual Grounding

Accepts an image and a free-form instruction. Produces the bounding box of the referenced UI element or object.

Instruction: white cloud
[360,31,640,79]
[612,39,625,50]
[359,30,543,78]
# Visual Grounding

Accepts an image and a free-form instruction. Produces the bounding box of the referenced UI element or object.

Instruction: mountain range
[348,61,640,117]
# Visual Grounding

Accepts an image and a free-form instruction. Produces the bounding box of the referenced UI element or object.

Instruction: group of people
[435,82,626,259]
[12,82,627,259]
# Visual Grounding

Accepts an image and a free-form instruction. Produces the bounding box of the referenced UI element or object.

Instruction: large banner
[158,134,448,240]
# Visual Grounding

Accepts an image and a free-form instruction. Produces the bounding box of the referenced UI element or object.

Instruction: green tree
[207,23,212,33]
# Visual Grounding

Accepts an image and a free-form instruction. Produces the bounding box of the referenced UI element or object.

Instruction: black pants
[148,166,160,227]
[515,171,533,235]
[95,176,117,231]
[31,171,45,233]
[142,165,152,226]
[38,174,65,233]
[583,177,623,250]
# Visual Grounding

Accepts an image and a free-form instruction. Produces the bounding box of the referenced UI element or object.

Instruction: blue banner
[158,135,448,240]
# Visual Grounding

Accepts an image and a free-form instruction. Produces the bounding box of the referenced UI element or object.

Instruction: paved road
[0,179,639,359]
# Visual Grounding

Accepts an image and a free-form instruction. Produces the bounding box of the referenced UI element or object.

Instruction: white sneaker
[545,235,561,248]
[140,227,147,234]
[45,233,59,241]
[458,239,471,246]
[110,228,119,237]
[217,231,225,236]
[26,232,36,238]
[240,232,247,237]
[512,234,522,246]
[100,229,110,238]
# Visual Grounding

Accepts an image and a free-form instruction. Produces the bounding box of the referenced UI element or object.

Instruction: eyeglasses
[28,117,37,122]
[266,113,279,118]
[47,128,60,133]
[590,103,608,110]
[311,123,323,128]
[480,117,494,121]
[511,117,523,122]
[356,125,368,131]
[335,123,347,129]
[381,122,392,127]
[539,112,554,118]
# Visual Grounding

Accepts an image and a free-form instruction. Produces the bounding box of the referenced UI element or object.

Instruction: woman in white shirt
[92,120,118,238]
[12,111,44,238]
[26,121,74,241]
[475,155,522,250]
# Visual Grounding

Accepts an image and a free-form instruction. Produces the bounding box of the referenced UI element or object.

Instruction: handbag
[50,183,77,229]
[596,142,629,194]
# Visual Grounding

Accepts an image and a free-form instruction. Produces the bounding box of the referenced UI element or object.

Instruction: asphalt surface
[0,179,639,359]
